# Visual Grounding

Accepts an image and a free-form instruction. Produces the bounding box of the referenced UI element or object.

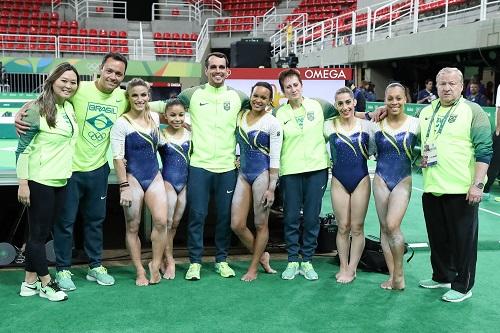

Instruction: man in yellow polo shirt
[418,67,492,303]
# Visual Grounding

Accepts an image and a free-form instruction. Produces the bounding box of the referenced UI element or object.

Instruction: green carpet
[1,251,499,333]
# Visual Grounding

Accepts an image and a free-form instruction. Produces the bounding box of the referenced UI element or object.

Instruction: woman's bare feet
[135,270,149,287]
[259,252,277,274]
[380,278,393,290]
[391,275,405,290]
[336,270,356,284]
[162,263,176,280]
[148,261,161,285]
[241,270,258,282]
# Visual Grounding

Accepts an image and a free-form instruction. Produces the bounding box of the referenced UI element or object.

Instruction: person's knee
[337,223,351,236]
[126,222,141,234]
[231,221,246,235]
[350,225,364,237]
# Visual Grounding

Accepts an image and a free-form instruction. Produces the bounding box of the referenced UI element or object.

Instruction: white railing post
[444,0,449,28]
[351,11,355,45]
[480,0,487,21]
[366,7,371,42]
[412,0,419,33]
[388,4,392,38]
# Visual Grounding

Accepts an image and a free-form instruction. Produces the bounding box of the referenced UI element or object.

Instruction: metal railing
[196,19,210,62]
[57,35,135,58]
[152,2,201,24]
[75,0,127,21]
[138,38,196,59]
[269,13,309,58]
[0,34,57,57]
[194,0,222,17]
[272,0,500,58]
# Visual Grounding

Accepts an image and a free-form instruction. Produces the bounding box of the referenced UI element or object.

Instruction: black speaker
[230,39,271,68]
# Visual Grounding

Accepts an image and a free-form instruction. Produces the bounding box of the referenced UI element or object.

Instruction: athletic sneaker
[442,290,472,303]
[281,262,300,280]
[185,263,201,280]
[299,261,319,280]
[215,262,235,278]
[419,278,451,289]
[86,266,115,286]
[19,279,40,297]
[56,270,76,291]
[39,280,68,302]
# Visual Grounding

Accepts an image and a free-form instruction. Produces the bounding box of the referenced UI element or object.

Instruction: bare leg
[123,175,147,286]
[244,172,276,281]
[144,173,168,285]
[385,177,411,290]
[230,175,254,279]
[373,175,393,289]
[343,175,370,283]
[331,177,352,283]
[162,182,187,280]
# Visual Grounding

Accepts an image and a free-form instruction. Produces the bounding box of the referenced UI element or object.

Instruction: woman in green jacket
[16,62,80,302]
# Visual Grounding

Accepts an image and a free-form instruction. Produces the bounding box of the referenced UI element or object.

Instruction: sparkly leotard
[236,110,282,185]
[373,117,420,191]
[111,113,160,192]
[159,128,191,193]
[324,118,373,194]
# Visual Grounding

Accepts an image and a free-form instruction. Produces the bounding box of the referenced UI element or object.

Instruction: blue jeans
[281,169,328,262]
[187,166,237,263]
[53,163,110,270]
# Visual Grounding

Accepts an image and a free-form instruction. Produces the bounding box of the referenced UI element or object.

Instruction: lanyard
[424,98,460,142]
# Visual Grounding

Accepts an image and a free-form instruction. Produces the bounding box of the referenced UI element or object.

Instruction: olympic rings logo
[88,131,107,141]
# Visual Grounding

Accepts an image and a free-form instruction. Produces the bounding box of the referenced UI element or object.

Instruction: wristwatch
[475,182,484,190]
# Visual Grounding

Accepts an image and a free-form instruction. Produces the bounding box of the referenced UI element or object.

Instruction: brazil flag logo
[83,102,117,147]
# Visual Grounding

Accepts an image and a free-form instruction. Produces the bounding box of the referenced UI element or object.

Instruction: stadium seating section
[0,0,473,56]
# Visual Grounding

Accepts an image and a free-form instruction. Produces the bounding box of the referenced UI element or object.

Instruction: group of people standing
[14,51,492,304]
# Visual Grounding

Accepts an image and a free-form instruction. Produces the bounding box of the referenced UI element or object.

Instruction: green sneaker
[86,266,115,286]
[281,262,299,280]
[185,263,201,280]
[215,262,235,278]
[299,261,319,280]
[56,270,76,291]
[419,279,451,289]
[442,289,472,303]
[20,279,40,297]
[40,280,68,302]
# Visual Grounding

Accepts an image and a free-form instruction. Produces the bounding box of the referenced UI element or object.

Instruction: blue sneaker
[56,270,76,291]
[281,262,299,280]
[299,261,319,280]
[86,266,115,286]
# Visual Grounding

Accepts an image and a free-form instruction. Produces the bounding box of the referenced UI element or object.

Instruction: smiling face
[281,74,303,103]
[335,92,356,119]
[250,85,272,113]
[385,86,406,116]
[52,70,78,104]
[165,104,185,129]
[97,58,126,93]
[127,85,149,113]
[205,55,228,88]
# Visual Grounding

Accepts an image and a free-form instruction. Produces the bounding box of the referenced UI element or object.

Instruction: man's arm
[496,106,500,136]
[14,100,36,135]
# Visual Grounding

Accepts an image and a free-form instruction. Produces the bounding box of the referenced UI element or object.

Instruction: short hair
[385,82,406,96]
[334,86,354,100]
[165,98,186,111]
[278,68,302,92]
[251,81,273,101]
[425,79,433,85]
[204,52,229,69]
[101,52,128,71]
[469,79,480,86]
[436,67,463,84]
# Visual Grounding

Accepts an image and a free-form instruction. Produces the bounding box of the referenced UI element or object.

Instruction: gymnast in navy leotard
[372,82,420,291]
[324,87,374,284]
[110,78,168,286]
[231,82,283,281]
[158,99,191,280]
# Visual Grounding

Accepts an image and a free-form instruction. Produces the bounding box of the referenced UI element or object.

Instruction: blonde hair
[125,78,159,138]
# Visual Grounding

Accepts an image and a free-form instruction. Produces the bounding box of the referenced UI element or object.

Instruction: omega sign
[302,68,349,80]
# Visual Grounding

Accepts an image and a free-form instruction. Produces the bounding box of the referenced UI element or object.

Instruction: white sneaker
[20,279,40,297]
[40,280,68,302]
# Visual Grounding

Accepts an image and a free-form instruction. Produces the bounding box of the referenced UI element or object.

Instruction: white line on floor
[412,186,500,218]
[408,242,429,248]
